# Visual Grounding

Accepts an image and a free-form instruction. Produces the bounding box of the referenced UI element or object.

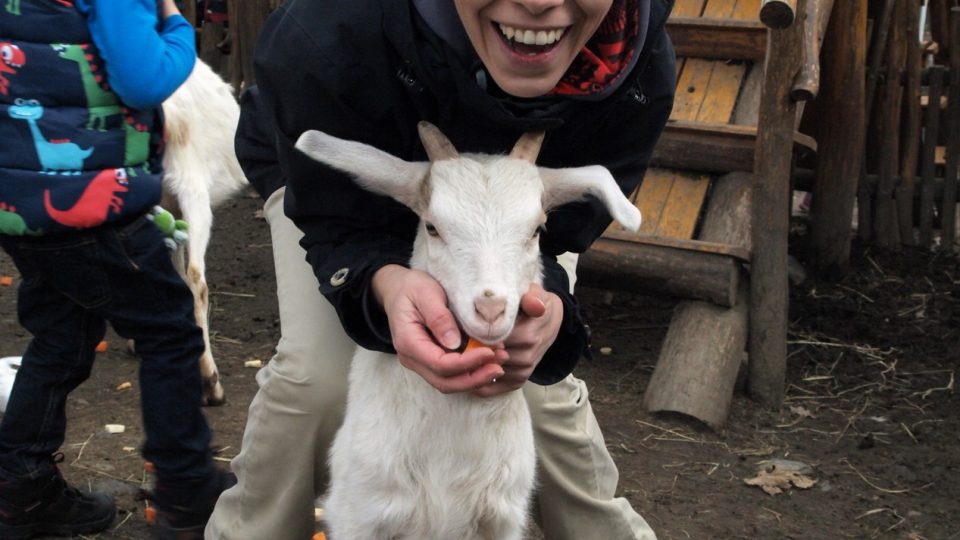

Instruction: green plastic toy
[147,206,188,250]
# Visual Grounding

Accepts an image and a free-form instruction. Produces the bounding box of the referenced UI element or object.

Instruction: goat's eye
[533,224,547,239]
[425,222,440,237]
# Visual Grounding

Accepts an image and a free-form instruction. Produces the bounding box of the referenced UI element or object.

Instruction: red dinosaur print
[0,42,26,96]
[44,168,129,228]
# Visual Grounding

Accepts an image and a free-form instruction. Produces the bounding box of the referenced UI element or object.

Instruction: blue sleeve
[81,0,196,109]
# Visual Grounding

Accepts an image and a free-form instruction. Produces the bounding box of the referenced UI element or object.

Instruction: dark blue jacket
[0,0,174,236]
[246,0,677,384]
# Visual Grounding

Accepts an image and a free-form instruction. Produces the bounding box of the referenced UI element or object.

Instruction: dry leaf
[744,460,817,495]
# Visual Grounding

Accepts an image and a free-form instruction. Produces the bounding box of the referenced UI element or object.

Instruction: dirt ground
[1,190,958,540]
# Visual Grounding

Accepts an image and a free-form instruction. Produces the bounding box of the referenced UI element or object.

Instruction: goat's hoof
[202,380,226,407]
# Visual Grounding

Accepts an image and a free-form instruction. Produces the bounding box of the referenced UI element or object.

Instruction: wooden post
[873,0,908,248]
[897,2,923,247]
[761,0,798,29]
[941,8,960,251]
[229,0,278,92]
[750,0,804,407]
[181,0,197,28]
[865,0,897,119]
[791,0,834,102]
[808,0,866,275]
[930,0,951,65]
[644,173,753,428]
[198,20,231,80]
[858,0,897,242]
[919,67,945,249]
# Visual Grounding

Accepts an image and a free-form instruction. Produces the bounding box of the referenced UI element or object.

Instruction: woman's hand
[372,265,507,393]
[472,283,563,397]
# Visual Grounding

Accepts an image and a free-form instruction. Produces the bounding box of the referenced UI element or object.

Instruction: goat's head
[295,122,640,344]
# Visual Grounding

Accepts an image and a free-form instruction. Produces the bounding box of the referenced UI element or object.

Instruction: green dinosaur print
[0,202,40,236]
[5,0,20,16]
[53,44,120,131]
[123,111,150,169]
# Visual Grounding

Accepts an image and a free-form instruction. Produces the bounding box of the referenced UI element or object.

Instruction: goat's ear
[296,130,429,211]
[539,165,642,232]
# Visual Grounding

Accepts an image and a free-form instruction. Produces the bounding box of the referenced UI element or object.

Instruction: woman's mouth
[495,22,566,55]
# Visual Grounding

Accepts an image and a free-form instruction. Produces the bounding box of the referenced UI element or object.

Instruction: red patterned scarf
[551,0,641,96]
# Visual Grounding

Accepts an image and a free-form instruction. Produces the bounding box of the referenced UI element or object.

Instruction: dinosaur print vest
[0,0,164,236]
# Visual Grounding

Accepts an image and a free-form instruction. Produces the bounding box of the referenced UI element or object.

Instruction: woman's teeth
[498,24,565,46]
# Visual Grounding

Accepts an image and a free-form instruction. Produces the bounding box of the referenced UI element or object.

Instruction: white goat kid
[295,122,641,540]
[159,59,248,405]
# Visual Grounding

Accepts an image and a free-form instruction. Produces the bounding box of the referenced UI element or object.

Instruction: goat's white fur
[159,59,248,405]
[295,122,640,539]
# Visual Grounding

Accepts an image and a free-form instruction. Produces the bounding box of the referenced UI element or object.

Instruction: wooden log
[667,17,768,61]
[873,0,909,249]
[750,0,804,407]
[791,0,834,101]
[919,67,945,249]
[760,0,798,29]
[808,0,866,275]
[941,8,960,252]
[651,121,817,174]
[699,172,753,248]
[643,173,753,428]
[643,285,748,428]
[897,2,923,247]
[577,237,740,307]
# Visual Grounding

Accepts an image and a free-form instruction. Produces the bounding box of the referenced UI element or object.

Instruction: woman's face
[455,0,615,98]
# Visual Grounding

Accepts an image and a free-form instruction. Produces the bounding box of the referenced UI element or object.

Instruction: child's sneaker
[147,468,236,540]
[0,454,116,540]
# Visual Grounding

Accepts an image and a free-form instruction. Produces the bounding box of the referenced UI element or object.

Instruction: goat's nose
[474,291,507,325]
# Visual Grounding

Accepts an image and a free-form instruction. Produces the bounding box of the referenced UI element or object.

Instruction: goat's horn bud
[417,121,459,162]
[510,131,545,164]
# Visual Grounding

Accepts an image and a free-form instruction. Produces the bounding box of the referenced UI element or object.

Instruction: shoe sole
[0,507,115,540]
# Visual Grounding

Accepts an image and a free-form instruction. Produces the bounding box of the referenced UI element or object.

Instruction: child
[0,1,233,539]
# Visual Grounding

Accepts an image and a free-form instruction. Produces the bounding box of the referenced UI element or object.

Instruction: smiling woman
[454,0,615,96]
[205,0,676,538]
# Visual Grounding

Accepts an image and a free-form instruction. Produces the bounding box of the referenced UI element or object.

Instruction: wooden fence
[178,0,282,92]
[858,1,960,252]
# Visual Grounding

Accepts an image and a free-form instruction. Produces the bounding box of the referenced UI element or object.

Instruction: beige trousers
[206,188,656,540]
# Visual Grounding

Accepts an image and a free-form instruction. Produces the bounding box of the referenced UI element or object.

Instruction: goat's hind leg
[177,189,225,406]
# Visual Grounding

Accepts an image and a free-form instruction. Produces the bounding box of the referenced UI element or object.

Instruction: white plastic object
[0,356,22,414]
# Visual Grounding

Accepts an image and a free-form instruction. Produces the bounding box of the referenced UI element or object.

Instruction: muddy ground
[0,190,957,540]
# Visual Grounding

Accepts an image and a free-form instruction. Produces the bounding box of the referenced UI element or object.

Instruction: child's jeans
[0,215,214,483]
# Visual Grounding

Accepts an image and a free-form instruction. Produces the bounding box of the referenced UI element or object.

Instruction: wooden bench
[579,0,828,426]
